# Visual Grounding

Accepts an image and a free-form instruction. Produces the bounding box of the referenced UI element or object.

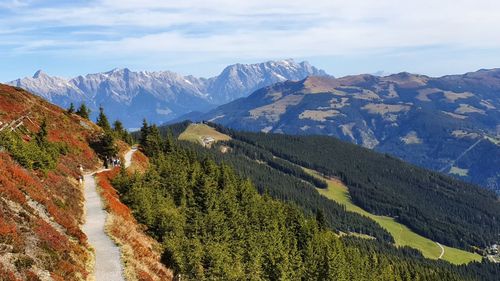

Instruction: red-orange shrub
[137,270,155,281]
[49,272,65,281]
[0,173,26,205]
[34,219,68,251]
[26,270,41,281]
[97,169,133,220]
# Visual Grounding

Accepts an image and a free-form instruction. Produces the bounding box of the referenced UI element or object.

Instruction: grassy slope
[178,123,231,145]
[309,169,481,265]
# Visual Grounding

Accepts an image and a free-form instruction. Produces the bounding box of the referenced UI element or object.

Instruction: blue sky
[1,0,500,81]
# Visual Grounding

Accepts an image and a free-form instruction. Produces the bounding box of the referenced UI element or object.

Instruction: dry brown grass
[106,214,172,281]
[298,109,340,121]
[362,103,410,115]
[249,95,304,122]
[128,151,149,174]
[455,104,485,115]
[178,123,231,146]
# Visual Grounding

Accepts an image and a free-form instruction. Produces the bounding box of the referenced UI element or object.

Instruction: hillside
[178,123,231,147]
[169,125,499,263]
[311,170,481,264]
[189,71,500,193]
[210,127,500,251]
[170,124,484,264]
[114,121,500,280]
[0,84,102,280]
[7,60,326,128]
[0,84,169,280]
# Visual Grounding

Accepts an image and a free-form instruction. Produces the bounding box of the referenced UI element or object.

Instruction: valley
[8,61,499,194]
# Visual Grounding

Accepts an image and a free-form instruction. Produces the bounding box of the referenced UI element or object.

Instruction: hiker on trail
[77,164,84,184]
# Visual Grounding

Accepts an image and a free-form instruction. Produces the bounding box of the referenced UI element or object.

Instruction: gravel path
[436,242,445,259]
[124,147,137,168]
[82,170,125,281]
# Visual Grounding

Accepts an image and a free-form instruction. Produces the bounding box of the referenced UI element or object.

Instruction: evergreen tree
[164,129,175,154]
[113,120,125,135]
[67,103,75,114]
[99,130,117,158]
[316,209,327,231]
[144,124,163,158]
[139,119,150,148]
[76,103,90,119]
[35,119,48,147]
[96,106,111,131]
[113,120,125,139]
[89,130,117,160]
[112,120,134,144]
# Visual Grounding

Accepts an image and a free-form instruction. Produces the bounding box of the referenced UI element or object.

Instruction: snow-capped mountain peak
[207,59,328,103]
[6,60,328,127]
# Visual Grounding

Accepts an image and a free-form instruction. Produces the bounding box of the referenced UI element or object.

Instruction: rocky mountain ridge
[8,59,327,128]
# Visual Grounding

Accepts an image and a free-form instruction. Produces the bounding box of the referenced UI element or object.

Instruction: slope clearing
[309,169,482,264]
[178,123,230,146]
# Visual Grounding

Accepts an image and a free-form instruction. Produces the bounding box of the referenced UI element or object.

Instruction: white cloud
[0,0,28,9]
[1,0,500,77]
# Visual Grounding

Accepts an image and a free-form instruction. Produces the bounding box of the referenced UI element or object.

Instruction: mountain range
[7,62,500,192]
[189,71,500,193]
[7,59,326,128]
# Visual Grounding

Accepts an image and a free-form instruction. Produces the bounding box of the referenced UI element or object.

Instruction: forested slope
[166,123,482,264]
[211,126,500,250]
[115,123,500,280]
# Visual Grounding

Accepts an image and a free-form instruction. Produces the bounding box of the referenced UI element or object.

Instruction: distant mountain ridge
[7,59,327,128]
[189,70,500,193]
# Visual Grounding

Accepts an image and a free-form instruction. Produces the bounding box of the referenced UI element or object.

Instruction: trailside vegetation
[66,102,75,114]
[0,84,104,280]
[112,120,134,144]
[75,103,90,119]
[96,105,111,131]
[0,120,67,172]
[91,106,133,159]
[111,125,498,281]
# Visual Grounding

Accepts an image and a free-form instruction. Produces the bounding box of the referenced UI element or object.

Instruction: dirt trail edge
[82,167,126,281]
[124,147,137,168]
[436,242,445,259]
